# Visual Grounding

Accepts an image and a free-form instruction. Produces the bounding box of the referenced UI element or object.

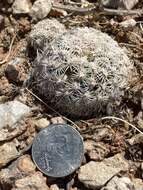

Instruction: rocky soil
[0,0,143,190]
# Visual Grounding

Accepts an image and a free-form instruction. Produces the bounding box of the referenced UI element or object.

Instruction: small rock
[120,19,136,29]
[101,176,134,190]
[17,155,36,174]
[120,0,139,10]
[132,178,143,190]
[50,8,68,17]
[35,118,50,130]
[0,121,27,141]
[0,155,36,187]
[103,153,129,170]
[51,117,66,124]
[0,101,30,141]
[78,153,129,189]
[12,172,50,190]
[127,133,143,145]
[101,0,139,10]
[29,18,66,51]
[50,184,60,190]
[0,142,19,168]
[5,57,28,84]
[0,100,30,130]
[12,0,32,14]
[84,140,110,161]
[29,0,52,21]
[92,125,114,142]
[127,133,143,161]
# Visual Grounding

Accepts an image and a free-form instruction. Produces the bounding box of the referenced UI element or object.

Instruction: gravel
[78,153,129,189]
[12,0,32,14]
[29,0,52,21]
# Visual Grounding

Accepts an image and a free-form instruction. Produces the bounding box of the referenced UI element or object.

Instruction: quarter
[32,124,84,177]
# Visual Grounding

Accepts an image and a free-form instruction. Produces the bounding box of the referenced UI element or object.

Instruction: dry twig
[101,116,143,135]
[120,42,143,51]
[25,88,80,130]
[0,33,17,65]
[52,3,143,16]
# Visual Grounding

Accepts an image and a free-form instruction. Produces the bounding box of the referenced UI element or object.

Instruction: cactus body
[29,18,67,51]
[32,27,134,118]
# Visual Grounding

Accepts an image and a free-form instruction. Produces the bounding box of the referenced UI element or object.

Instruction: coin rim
[32,123,84,178]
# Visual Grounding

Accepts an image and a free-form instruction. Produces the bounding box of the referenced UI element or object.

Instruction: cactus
[32,27,134,118]
[29,18,67,51]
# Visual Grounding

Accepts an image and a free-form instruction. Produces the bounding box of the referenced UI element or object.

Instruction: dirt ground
[0,0,143,190]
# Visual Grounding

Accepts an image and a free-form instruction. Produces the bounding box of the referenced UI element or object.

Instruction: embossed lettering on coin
[32,124,84,177]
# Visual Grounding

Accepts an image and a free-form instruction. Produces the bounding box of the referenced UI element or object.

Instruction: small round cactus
[29,18,67,51]
[32,27,134,118]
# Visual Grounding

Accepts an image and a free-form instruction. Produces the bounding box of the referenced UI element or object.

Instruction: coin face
[32,124,84,178]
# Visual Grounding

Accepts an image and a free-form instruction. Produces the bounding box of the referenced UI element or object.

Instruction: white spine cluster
[29,18,67,51]
[32,27,134,118]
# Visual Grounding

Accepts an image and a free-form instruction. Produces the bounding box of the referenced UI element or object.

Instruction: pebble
[132,178,143,190]
[51,117,66,124]
[100,0,139,10]
[29,0,52,21]
[120,19,136,29]
[12,172,50,190]
[127,133,143,145]
[34,118,50,130]
[0,121,27,141]
[17,155,36,174]
[92,125,114,142]
[0,100,30,130]
[0,155,36,187]
[50,8,68,17]
[0,142,19,168]
[78,153,129,189]
[120,0,139,10]
[0,101,30,141]
[101,176,134,190]
[12,0,32,14]
[5,57,27,83]
[84,140,110,161]
[50,184,60,190]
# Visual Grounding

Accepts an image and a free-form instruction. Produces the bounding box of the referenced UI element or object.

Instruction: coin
[32,124,84,178]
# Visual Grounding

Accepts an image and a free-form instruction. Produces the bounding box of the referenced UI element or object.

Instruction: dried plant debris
[32,27,135,118]
[84,140,110,161]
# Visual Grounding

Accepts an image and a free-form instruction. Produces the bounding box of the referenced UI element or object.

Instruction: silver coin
[32,124,84,178]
